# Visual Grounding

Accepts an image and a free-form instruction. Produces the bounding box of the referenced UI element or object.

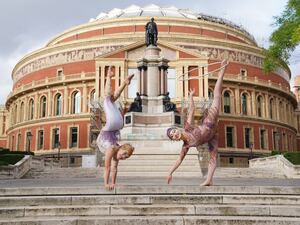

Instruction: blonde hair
[119,143,134,156]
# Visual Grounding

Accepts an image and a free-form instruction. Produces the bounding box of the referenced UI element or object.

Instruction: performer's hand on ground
[125,74,134,85]
[108,66,114,77]
[167,174,173,184]
[105,183,115,190]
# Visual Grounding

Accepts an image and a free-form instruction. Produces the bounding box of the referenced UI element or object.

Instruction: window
[70,127,78,148]
[71,91,81,114]
[57,69,63,77]
[20,102,24,122]
[128,68,138,98]
[269,98,274,119]
[241,94,247,115]
[37,130,44,150]
[223,91,231,113]
[240,69,247,77]
[14,105,18,124]
[29,99,34,120]
[260,129,267,149]
[55,94,62,116]
[167,68,176,98]
[90,90,96,101]
[257,96,262,117]
[226,126,234,147]
[208,89,214,99]
[52,128,60,149]
[40,96,47,118]
[245,128,251,148]
[17,134,21,151]
[229,157,234,164]
[70,157,75,164]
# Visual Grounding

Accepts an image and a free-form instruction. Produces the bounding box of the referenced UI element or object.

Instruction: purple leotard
[97,96,123,152]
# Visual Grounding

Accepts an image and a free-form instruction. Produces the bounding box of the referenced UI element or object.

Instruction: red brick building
[1,5,298,167]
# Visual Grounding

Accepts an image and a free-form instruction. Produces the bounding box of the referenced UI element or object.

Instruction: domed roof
[89,4,255,43]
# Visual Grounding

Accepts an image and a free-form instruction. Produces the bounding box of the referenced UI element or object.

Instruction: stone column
[64,86,69,115]
[176,66,183,99]
[251,90,256,116]
[34,93,38,120]
[95,65,100,99]
[160,67,164,95]
[147,65,159,97]
[199,66,204,98]
[137,67,141,94]
[265,93,269,119]
[83,83,87,113]
[184,66,189,98]
[48,89,52,117]
[204,66,209,98]
[100,66,105,97]
[235,88,240,114]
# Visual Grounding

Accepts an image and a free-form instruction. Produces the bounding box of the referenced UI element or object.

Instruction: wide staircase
[0,185,299,224]
[117,140,201,177]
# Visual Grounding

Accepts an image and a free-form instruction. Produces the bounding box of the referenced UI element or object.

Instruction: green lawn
[0,148,34,166]
[271,151,300,165]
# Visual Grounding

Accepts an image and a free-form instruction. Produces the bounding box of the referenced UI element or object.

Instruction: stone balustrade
[0,155,31,179]
[249,155,300,178]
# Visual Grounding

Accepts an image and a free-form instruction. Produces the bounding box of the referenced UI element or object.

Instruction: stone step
[1,194,300,207]
[0,215,299,225]
[119,160,199,166]
[1,204,300,218]
[1,186,299,196]
[117,165,200,172]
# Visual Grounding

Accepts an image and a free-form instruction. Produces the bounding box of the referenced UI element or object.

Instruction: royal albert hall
[1,4,299,167]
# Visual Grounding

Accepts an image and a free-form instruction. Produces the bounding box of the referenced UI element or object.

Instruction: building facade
[1,4,298,167]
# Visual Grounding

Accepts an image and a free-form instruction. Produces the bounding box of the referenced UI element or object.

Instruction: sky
[0,0,299,105]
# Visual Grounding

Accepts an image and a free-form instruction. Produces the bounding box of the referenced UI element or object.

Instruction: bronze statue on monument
[145,18,158,46]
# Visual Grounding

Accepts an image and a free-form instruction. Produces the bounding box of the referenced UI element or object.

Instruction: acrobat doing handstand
[166,60,228,186]
[97,66,134,190]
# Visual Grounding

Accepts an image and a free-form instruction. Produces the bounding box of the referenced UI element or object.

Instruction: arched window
[40,96,47,118]
[208,89,214,99]
[241,93,247,115]
[269,98,274,119]
[223,91,231,113]
[54,94,62,116]
[257,96,262,117]
[29,99,34,120]
[20,102,24,122]
[279,101,283,121]
[90,90,96,101]
[71,91,81,114]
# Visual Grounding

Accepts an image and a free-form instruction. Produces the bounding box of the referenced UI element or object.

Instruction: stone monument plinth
[121,45,181,140]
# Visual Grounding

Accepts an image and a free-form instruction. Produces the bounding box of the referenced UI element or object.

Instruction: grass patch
[0,148,34,166]
[271,151,300,165]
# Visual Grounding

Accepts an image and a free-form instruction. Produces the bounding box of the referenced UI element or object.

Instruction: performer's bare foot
[200,180,213,186]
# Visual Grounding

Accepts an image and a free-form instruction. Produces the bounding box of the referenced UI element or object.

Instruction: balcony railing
[6,72,95,102]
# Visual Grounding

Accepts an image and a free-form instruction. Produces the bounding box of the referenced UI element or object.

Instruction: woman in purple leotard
[97,66,134,190]
[166,60,228,186]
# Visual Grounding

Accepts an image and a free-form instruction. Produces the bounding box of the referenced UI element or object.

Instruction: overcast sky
[0,0,299,105]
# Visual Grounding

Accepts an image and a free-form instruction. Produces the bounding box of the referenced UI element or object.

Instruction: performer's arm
[104,149,114,190]
[111,158,119,187]
[167,145,189,184]
[111,74,134,102]
[186,89,195,125]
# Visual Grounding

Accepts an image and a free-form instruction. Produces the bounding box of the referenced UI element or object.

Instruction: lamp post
[57,141,61,160]
[27,132,33,152]
[275,132,281,154]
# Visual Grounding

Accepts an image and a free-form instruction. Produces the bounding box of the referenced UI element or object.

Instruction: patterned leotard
[182,106,219,151]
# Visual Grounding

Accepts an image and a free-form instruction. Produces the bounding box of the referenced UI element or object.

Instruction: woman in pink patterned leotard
[96,66,135,190]
[166,60,228,186]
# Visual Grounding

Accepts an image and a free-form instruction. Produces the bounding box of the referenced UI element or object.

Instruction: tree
[264,0,300,73]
